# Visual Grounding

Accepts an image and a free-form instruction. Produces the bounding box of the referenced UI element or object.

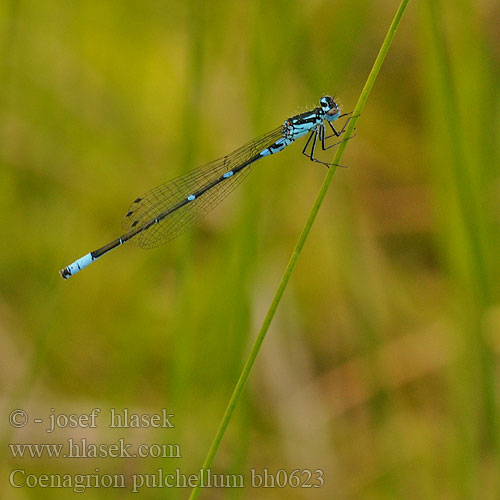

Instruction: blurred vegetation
[1,0,499,499]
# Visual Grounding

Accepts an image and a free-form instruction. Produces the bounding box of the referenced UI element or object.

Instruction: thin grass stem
[187,1,411,498]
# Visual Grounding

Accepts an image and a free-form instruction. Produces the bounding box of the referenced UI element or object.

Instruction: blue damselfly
[60,96,351,279]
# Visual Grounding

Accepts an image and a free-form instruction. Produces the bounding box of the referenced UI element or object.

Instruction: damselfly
[60,95,351,279]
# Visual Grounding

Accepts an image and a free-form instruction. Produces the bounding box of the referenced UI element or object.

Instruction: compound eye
[321,95,337,110]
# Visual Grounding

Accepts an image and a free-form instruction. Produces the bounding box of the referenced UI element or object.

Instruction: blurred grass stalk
[422,0,500,497]
[188,1,411,498]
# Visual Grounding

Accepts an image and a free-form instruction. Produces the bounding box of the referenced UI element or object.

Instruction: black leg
[308,128,337,167]
[320,124,327,150]
[308,134,354,168]
[326,121,341,138]
[323,132,356,151]
[326,113,350,137]
[309,129,319,162]
[325,112,358,139]
[326,116,348,137]
[302,120,355,168]
[301,130,315,160]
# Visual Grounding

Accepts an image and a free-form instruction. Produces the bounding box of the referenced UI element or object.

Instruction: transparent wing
[122,125,285,249]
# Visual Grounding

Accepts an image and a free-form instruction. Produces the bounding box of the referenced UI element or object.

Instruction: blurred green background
[1,0,499,498]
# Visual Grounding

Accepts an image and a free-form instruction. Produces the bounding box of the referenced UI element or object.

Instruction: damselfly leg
[302,114,354,168]
[325,112,354,140]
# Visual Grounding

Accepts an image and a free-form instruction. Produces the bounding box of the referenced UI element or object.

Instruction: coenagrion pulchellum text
[60,95,351,279]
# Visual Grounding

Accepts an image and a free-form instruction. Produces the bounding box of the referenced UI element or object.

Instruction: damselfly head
[320,95,340,119]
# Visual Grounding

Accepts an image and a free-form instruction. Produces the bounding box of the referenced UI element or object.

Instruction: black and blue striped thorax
[261,95,341,157]
[283,95,341,141]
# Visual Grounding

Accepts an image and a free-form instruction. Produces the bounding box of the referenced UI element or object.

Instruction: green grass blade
[422,0,500,495]
[188,1,411,498]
